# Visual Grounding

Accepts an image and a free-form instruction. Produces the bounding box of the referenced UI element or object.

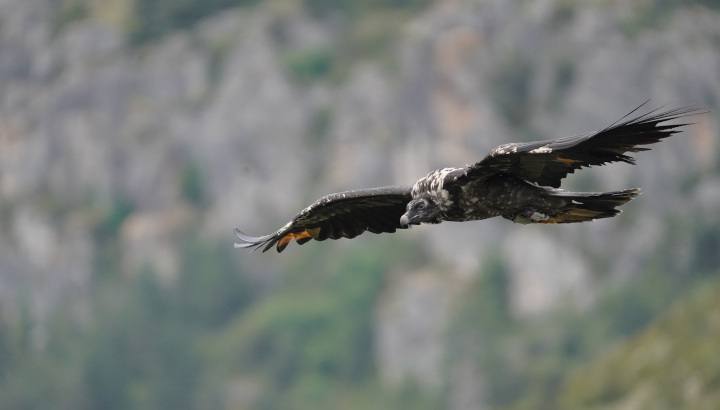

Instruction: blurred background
[1,0,719,408]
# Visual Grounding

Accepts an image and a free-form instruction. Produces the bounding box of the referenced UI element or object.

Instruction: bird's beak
[400,214,411,228]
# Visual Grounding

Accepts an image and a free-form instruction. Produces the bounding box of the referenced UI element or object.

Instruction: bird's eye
[417,202,426,210]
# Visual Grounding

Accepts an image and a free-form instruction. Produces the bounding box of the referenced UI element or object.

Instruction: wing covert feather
[234,186,412,253]
[466,103,705,188]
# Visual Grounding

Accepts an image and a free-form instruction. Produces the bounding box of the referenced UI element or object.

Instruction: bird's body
[235,103,704,253]
[408,169,638,225]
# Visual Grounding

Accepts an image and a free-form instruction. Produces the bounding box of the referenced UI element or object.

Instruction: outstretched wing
[467,103,705,188]
[234,186,412,253]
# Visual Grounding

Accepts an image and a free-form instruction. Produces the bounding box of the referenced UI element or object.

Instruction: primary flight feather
[235,103,705,253]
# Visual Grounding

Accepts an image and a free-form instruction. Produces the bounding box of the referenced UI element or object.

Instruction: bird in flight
[235,103,704,253]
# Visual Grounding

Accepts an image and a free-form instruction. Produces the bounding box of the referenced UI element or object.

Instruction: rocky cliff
[0,0,719,408]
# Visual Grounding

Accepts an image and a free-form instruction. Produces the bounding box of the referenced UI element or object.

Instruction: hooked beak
[400,213,414,228]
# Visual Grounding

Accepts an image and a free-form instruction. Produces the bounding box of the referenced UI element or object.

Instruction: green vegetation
[128,0,432,85]
[2,185,718,409]
[96,195,134,240]
[56,0,89,27]
[491,54,534,130]
[301,0,430,20]
[307,106,333,143]
[274,0,431,85]
[206,240,425,409]
[0,235,253,409]
[282,47,335,84]
[447,223,720,410]
[131,0,261,44]
[2,179,718,410]
[6,1,720,409]
[181,162,207,208]
[129,0,430,50]
[0,235,441,409]
[558,278,720,409]
[619,0,720,37]
[92,195,135,282]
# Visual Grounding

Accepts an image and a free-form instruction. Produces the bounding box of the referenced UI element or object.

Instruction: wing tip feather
[234,226,280,253]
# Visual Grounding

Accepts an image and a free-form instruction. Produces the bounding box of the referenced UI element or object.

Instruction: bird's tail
[540,188,641,224]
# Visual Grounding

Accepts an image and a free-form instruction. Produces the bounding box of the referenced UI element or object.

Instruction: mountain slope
[559,277,720,409]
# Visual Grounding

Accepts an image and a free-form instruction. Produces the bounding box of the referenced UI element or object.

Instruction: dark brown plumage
[235,103,705,253]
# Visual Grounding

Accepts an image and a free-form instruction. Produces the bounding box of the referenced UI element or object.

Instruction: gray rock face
[0,1,718,407]
[375,270,455,389]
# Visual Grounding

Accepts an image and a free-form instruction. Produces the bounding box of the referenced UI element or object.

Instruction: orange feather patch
[567,208,603,217]
[277,234,294,249]
[540,208,603,224]
[280,228,322,249]
[554,157,584,164]
[293,231,312,241]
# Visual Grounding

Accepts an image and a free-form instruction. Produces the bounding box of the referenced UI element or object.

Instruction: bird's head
[400,196,440,227]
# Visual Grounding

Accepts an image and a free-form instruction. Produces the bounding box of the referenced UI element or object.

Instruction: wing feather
[468,103,706,188]
[234,186,412,253]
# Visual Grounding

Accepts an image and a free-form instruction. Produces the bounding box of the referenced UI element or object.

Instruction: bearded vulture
[235,103,704,253]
